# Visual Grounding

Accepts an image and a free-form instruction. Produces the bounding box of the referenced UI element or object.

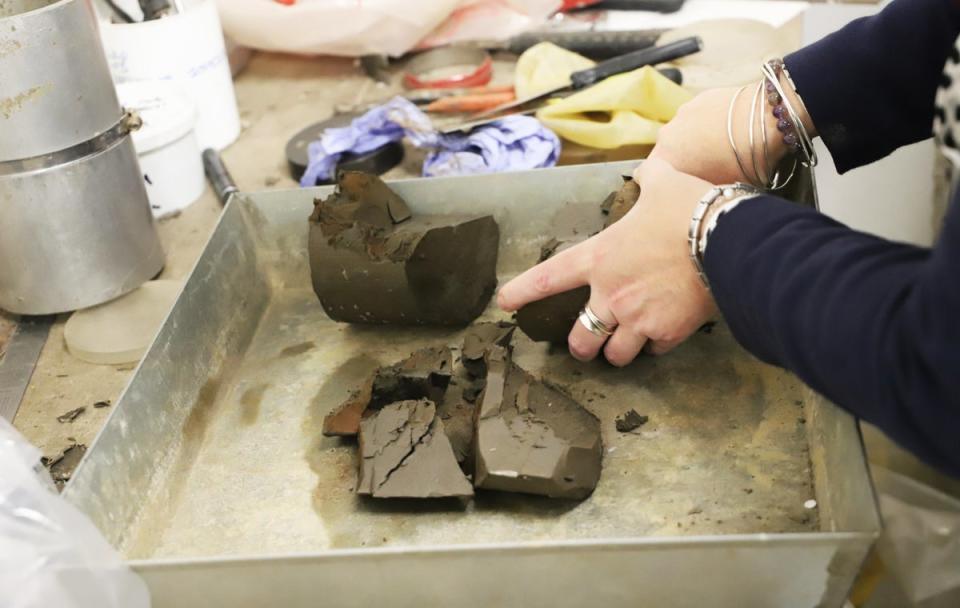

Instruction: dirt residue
[240,383,268,425]
[182,377,222,455]
[0,38,21,59]
[1,85,48,120]
[280,341,315,358]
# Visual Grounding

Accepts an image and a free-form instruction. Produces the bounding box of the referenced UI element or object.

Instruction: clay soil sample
[601,177,640,228]
[322,321,602,501]
[474,346,603,499]
[515,238,590,344]
[323,346,453,436]
[461,320,516,379]
[439,321,518,469]
[309,171,500,326]
[357,399,473,498]
[516,177,638,344]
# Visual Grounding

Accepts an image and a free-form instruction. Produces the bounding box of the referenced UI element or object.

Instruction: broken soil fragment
[474,346,603,499]
[517,178,638,344]
[615,409,649,433]
[56,407,86,423]
[515,238,590,344]
[324,322,601,501]
[323,346,453,436]
[309,171,500,327]
[42,443,87,490]
[602,177,640,228]
[435,392,475,469]
[357,399,473,498]
[461,321,515,379]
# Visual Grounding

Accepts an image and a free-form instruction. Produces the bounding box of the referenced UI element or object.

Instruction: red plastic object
[559,0,603,10]
[402,54,493,90]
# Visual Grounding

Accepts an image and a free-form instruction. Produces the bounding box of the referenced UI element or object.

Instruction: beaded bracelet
[762,59,817,167]
[726,80,796,191]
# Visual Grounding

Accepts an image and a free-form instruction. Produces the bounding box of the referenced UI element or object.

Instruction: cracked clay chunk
[602,177,640,228]
[474,346,602,499]
[517,178,637,344]
[461,321,516,378]
[357,399,474,498]
[516,238,590,344]
[323,346,453,436]
[309,171,500,326]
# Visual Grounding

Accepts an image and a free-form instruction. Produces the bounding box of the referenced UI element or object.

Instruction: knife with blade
[475,29,666,59]
[465,35,702,123]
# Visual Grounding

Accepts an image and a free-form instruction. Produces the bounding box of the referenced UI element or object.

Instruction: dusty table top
[10,52,418,466]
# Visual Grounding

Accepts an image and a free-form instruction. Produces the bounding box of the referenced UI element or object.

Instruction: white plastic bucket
[118,81,205,218]
[100,0,241,151]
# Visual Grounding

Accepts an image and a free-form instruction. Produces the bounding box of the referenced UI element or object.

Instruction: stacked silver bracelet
[688,183,761,288]
[691,58,814,290]
[726,58,816,191]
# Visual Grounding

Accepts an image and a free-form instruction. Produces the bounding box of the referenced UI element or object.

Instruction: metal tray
[64,162,879,608]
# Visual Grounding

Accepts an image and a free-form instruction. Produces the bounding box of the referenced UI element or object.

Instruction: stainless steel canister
[0,0,122,160]
[0,0,165,315]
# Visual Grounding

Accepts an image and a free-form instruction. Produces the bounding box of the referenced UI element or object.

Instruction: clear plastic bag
[0,418,150,608]
[870,466,960,607]
[214,0,559,57]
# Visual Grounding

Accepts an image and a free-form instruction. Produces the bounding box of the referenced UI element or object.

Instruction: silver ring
[578,306,617,337]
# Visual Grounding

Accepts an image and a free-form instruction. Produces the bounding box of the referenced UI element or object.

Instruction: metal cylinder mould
[0,0,165,315]
[0,133,166,315]
[0,0,124,161]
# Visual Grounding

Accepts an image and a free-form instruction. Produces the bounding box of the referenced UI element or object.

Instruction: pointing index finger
[497,240,591,312]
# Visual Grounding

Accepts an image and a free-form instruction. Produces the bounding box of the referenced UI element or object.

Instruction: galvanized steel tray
[64,162,879,608]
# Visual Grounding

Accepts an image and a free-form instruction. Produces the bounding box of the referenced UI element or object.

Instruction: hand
[498,159,719,366]
[651,82,807,185]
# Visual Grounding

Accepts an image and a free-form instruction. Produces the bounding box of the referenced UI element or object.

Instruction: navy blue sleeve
[785,0,960,172]
[704,195,960,477]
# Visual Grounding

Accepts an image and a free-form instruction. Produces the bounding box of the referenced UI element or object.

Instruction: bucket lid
[116,81,196,153]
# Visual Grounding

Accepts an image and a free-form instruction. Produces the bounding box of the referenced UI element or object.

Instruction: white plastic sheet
[0,419,149,608]
[215,0,559,57]
[872,466,960,607]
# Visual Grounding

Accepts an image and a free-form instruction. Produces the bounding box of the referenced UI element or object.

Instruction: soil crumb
[56,407,86,423]
[615,409,649,433]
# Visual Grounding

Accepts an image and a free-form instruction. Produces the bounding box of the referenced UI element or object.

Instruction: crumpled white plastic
[215,0,560,57]
[872,466,960,606]
[0,418,150,608]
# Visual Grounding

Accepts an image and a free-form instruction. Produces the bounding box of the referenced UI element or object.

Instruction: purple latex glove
[300,97,560,186]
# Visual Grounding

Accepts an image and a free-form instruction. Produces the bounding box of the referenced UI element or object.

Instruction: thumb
[632,157,676,188]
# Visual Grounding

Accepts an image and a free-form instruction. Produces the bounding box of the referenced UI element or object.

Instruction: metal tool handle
[203,149,239,206]
[506,30,663,59]
[569,36,702,89]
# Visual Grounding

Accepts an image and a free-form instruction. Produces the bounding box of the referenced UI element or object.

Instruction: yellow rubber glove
[514,42,693,148]
[536,66,693,149]
[513,42,595,99]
